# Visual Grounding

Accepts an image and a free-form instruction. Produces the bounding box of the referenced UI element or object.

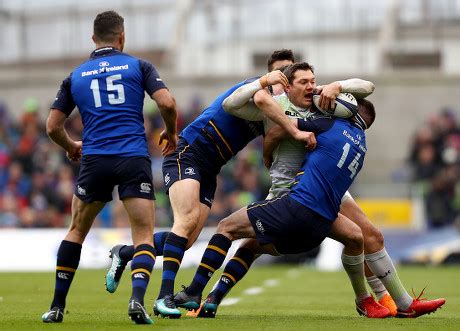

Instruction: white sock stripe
[341,252,365,265]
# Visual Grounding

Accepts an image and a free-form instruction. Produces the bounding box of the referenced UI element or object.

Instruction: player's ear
[92,34,97,43]
[119,31,125,51]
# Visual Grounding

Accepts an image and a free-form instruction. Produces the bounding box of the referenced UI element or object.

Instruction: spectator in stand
[409,108,460,229]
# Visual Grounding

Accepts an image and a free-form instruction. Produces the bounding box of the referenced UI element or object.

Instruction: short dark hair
[283,62,314,84]
[356,99,376,129]
[93,11,124,43]
[267,49,295,72]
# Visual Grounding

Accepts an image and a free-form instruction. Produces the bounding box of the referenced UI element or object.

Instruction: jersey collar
[90,46,121,59]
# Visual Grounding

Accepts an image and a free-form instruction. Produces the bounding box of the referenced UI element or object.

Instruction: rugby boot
[378,293,397,317]
[197,291,220,318]
[154,294,182,318]
[128,299,153,324]
[42,307,64,323]
[174,286,201,310]
[105,244,128,293]
[356,296,392,318]
[396,288,445,318]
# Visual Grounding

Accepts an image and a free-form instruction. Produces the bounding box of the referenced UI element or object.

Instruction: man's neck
[95,43,120,51]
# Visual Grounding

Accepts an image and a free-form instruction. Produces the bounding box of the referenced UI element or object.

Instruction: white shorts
[341,190,354,204]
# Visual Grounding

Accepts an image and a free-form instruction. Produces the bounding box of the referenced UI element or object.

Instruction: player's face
[286,69,316,109]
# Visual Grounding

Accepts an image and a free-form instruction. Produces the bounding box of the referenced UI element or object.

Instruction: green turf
[0,265,458,330]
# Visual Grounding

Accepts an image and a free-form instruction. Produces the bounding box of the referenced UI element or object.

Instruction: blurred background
[0,0,459,270]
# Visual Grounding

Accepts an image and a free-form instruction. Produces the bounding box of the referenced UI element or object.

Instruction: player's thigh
[169,178,202,232]
[340,197,384,249]
[328,212,363,252]
[67,195,105,242]
[122,197,155,227]
[239,238,277,257]
[217,207,255,241]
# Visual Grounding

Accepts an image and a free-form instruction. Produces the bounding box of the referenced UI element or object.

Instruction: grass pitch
[0,265,458,330]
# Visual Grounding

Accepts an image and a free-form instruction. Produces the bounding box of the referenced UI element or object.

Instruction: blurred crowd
[409,108,460,229]
[0,97,270,228]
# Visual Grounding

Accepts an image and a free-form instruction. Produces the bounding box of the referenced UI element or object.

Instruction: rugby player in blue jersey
[150,70,317,318]
[41,11,177,324]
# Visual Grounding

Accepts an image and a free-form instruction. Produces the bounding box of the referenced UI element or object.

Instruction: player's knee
[216,218,236,240]
[346,228,364,252]
[363,223,384,251]
[172,207,201,237]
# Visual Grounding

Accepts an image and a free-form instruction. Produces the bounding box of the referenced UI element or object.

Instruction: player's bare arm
[46,109,82,162]
[152,88,178,156]
[222,70,288,121]
[253,89,315,149]
[316,78,375,110]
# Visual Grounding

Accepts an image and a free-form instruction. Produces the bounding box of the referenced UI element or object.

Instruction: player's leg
[154,179,210,318]
[42,195,104,323]
[329,212,391,318]
[121,197,157,324]
[194,239,262,318]
[174,207,256,314]
[105,231,169,294]
[340,197,445,317]
[340,195,397,315]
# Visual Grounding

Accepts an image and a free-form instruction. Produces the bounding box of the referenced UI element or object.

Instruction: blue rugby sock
[186,234,231,296]
[130,244,156,305]
[50,240,82,309]
[213,247,255,304]
[157,232,188,299]
[119,231,169,260]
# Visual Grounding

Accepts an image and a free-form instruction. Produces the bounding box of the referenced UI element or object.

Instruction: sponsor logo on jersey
[99,61,110,67]
[133,273,145,279]
[221,276,230,284]
[185,167,195,176]
[57,272,69,280]
[164,173,171,186]
[77,185,86,196]
[156,78,163,81]
[255,219,265,234]
[82,64,129,77]
[140,183,152,193]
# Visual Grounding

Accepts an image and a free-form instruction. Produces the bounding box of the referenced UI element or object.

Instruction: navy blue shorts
[246,195,333,255]
[75,155,155,203]
[162,138,219,208]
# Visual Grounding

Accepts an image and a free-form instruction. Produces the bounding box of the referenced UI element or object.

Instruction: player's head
[93,11,125,51]
[354,99,376,130]
[283,62,316,109]
[267,49,295,72]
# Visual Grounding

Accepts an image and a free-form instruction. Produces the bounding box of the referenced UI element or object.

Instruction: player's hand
[159,130,178,156]
[294,130,317,151]
[66,141,82,162]
[315,81,341,110]
[266,70,288,88]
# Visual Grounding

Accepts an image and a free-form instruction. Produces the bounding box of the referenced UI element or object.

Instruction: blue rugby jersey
[51,47,166,156]
[289,116,367,221]
[180,78,265,167]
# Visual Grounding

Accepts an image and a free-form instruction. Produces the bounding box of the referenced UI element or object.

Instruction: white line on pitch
[263,279,280,287]
[220,298,241,306]
[243,287,264,295]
